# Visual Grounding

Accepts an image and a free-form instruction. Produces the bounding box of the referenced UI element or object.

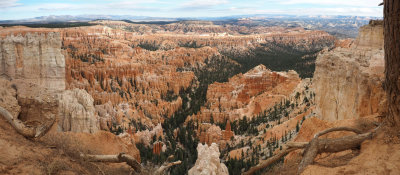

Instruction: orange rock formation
[189,65,301,123]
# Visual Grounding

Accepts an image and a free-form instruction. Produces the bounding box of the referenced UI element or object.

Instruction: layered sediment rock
[0,28,99,133]
[0,78,20,118]
[190,65,301,123]
[314,22,385,121]
[58,89,99,133]
[188,143,229,175]
[0,29,65,90]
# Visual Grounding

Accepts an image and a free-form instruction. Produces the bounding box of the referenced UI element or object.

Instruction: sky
[0,0,383,20]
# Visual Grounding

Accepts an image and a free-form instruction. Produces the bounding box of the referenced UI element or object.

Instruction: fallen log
[80,153,142,173]
[0,106,55,138]
[243,125,381,175]
[243,148,299,175]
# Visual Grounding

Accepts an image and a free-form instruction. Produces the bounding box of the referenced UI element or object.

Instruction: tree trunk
[384,0,400,127]
[80,153,142,173]
[154,160,182,175]
[243,148,299,175]
[243,126,380,175]
[0,106,54,138]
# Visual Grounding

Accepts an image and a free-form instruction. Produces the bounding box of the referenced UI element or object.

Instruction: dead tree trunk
[243,148,298,175]
[81,153,182,174]
[243,126,380,175]
[0,106,54,138]
[80,153,142,173]
[384,0,400,127]
[154,160,182,175]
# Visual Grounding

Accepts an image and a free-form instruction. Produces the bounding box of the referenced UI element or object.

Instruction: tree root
[243,148,299,175]
[0,106,55,138]
[243,125,381,175]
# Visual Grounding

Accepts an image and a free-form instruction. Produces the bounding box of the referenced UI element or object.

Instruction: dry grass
[42,160,71,175]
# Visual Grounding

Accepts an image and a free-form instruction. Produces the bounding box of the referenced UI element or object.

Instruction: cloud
[36,3,81,11]
[0,0,21,8]
[291,7,383,16]
[281,0,382,7]
[0,0,383,20]
[181,0,229,8]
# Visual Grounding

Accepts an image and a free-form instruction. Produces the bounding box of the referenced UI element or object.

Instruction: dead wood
[80,153,142,173]
[243,125,380,175]
[0,106,55,138]
[313,127,362,138]
[154,160,182,175]
[243,148,299,175]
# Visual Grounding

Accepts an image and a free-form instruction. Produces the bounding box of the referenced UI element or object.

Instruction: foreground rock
[58,89,99,133]
[189,143,229,175]
[314,21,385,121]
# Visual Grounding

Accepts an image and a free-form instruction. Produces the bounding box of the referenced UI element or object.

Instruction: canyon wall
[0,27,100,133]
[313,22,385,121]
[0,29,65,90]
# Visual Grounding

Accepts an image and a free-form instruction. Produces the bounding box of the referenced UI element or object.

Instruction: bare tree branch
[287,142,308,149]
[80,153,142,173]
[243,148,299,175]
[154,160,182,175]
[313,127,362,139]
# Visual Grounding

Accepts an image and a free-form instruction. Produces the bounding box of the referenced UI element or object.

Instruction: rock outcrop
[58,89,99,133]
[190,65,301,123]
[0,28,100,134]
[0,29,65,91]
[188,143,229,175]
[0,78,20,118]
[313,22,385,121]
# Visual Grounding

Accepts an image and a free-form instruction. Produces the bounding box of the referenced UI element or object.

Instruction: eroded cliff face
[0,27,100,133]
[0,28,140,174]
[0,29,65,90]
[189,65,301,123]
[59,25,242,132]
[313,22,385,121]
[58,89,99,133]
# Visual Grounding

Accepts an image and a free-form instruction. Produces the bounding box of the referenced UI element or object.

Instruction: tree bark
[154,160,182,175]
[80,153,142,173]
[243,126,379,175]
[384,0,400,127]
[243,148,299,175]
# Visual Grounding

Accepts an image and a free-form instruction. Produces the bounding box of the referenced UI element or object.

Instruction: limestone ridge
[0,32,65,91]
[58,89,99,133]
[0,30,100,133]
[313,21,385,121]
